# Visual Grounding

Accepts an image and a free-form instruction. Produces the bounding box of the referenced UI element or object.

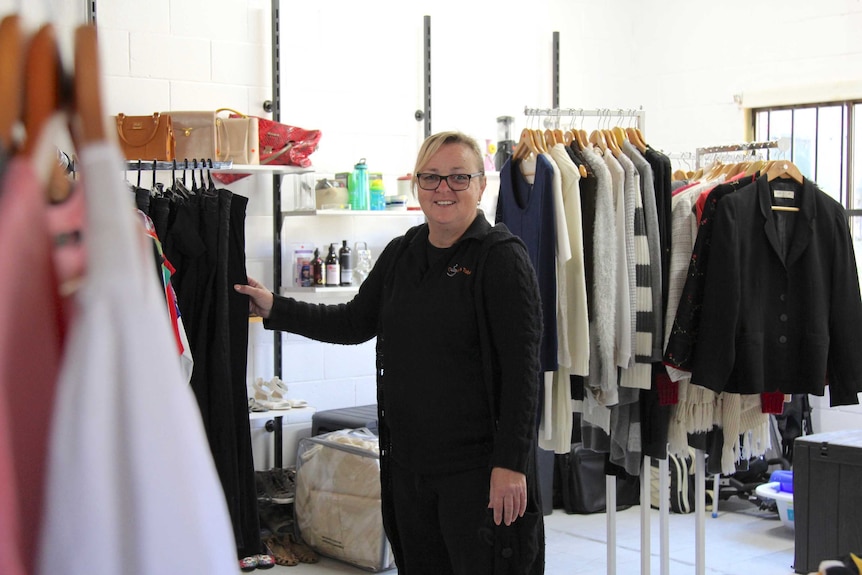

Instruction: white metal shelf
[210,164,315,175]
[280,286,359,295]
[282,208,423,217]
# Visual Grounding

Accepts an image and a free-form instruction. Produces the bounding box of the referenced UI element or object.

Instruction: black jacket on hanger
[690,175,862,406]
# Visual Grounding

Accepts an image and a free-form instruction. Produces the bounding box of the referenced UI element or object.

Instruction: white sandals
[250,377,309,411]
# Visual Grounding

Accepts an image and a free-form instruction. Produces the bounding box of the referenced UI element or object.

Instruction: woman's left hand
[488,467,527,526]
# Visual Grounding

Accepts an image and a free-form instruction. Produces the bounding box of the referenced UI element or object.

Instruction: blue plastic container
[769,469,793,493]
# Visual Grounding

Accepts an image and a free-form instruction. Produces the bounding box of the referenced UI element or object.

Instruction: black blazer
[690,175,862,406]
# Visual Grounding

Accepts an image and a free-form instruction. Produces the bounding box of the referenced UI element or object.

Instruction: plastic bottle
[339,240,353,286]
[325,243,340,286]
[369,176,386,211]
[348,158,369,211]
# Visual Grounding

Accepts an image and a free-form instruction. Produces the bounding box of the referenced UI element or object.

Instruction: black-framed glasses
[415,172,484,191]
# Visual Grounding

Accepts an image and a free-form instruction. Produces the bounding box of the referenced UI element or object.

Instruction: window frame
[751,100,861,216]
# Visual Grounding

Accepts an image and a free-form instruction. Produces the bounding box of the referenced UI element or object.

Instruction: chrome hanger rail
[695,140,780,168]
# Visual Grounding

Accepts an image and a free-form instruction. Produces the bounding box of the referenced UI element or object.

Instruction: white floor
[251,499,798,575]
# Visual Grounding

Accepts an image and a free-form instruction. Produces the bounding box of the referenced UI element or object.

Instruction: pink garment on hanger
[0,157,66,575]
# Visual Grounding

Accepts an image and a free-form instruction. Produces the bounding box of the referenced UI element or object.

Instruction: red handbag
[212,115,321,184]
[255,117,321,167]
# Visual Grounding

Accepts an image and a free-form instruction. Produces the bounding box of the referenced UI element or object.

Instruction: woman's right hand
[234,276,274,319]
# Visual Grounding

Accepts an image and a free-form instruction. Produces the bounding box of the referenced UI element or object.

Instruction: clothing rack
[523,106,646,131]
[123,160,234,171]
[695,140,781,168]
[685,138,783,575]
[524,105,663,575]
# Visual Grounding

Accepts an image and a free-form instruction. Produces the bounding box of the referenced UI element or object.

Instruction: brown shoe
[265,535,298,566]
[284,533,319,564]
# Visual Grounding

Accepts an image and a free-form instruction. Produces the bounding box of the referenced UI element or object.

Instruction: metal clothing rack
[123,160,234,171]
[524,105,664,575]
[695,140,781,168]
[524,106,646,131]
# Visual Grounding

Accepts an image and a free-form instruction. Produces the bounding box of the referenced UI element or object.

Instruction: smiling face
[416,142,486,246]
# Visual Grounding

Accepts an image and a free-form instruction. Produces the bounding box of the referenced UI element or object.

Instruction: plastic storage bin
[793,429,862,574]
[311,404,378,436]
[755,482,794,530]
[294,428,394,572]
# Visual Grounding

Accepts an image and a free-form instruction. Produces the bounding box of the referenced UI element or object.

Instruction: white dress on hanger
[37,142,237,575]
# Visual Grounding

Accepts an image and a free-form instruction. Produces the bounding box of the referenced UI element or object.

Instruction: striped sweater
[617,151,653,390]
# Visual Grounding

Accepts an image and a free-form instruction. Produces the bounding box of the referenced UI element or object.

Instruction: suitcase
[793,430,862,574]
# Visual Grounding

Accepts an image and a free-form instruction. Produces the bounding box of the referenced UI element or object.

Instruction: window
[753,102,862,289]
[752,103,854,204]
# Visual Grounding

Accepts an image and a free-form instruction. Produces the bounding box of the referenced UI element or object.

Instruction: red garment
[761,391,786,414]
[695,172,748,223]
[0,157,66,574]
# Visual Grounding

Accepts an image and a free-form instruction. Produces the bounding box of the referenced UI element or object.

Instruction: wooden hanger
[744,159,765,177]
[513,128,538,161]
[589,129,607,154]
[611,126,626,149]
[0,15,22,152]
[532,129,547,153]
[553,128,565,145]
[563,130,574,146]
[766,159,803,212]
[73,25,106,146]
[703,160,723,181]
[575,129,589,151]
[23,24,63,157]
[626,127,647,153]
[543,128,556,150]
[766,160,803,184]
[634,127,648,150]
[602,129,621,158]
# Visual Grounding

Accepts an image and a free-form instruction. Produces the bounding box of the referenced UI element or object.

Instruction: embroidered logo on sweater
[446,263,472,277]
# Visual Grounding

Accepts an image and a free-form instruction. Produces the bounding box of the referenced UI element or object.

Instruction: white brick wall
[3,0,860,431]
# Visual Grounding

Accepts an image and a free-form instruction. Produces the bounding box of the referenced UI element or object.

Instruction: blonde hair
[412,131,485,187]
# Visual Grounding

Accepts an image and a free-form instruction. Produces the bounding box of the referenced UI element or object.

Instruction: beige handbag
[166,111,217,162]
[216,108,259,165]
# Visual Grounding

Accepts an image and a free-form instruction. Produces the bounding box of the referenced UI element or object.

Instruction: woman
[235,131,544,574]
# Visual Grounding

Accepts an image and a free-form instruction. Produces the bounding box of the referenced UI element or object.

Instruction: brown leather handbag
[115,112,175,161]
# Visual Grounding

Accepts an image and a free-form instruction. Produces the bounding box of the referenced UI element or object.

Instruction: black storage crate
[794,429,862,574]
[312,404,378,436]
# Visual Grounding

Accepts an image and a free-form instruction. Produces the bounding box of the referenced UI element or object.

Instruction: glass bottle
[353,241,372,285]
[325,243,340,286]
[339,240,353,286]
[311,248,324,286]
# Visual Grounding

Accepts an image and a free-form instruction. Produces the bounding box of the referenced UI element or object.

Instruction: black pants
[388,460,495,575]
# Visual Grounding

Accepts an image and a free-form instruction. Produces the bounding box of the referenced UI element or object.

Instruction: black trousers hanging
[165,191,261,558]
